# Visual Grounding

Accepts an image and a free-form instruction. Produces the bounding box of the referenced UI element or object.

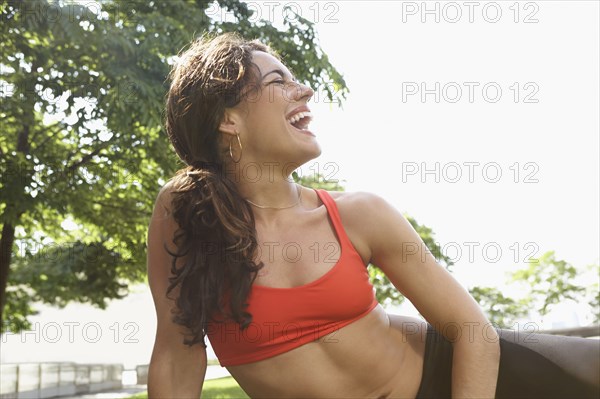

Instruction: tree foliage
[470,251,598,328]
[294,170,345,191]
[0,0,348,332]
[509,251,587,316]
[468,286,530,328]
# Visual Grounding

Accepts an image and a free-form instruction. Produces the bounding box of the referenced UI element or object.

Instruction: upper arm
[356,192,490,342]
[147,182,207,376]
[148,182,188,342]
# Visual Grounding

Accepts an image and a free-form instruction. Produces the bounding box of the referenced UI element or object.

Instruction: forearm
[451,326,501,398]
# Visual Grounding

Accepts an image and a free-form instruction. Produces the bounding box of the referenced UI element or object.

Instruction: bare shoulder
[326,190,393,225]
[152,178,180,219]
[325,190,411,244]
[157,178,178,202]
[322,190,397,263]
[148,179,183,255]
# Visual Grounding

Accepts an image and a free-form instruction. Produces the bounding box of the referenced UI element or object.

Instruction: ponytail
[165,165,263,346]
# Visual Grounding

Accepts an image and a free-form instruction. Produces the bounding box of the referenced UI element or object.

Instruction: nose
[285,81,314,103]
[299,82,314,101]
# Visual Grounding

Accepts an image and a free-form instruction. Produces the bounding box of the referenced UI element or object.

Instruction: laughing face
[220,51,322,169]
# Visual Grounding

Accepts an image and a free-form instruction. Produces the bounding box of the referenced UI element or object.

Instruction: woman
[146,32,599,398]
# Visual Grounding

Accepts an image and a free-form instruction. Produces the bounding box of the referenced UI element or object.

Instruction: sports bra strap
[314,189,353,249]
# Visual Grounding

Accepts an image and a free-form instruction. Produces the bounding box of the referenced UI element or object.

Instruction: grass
[129,376,249,399]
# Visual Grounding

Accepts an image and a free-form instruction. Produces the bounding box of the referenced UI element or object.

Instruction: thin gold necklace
[245,184,302,210]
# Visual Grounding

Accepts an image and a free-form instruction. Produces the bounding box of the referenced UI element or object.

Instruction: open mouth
[287,111,313,133]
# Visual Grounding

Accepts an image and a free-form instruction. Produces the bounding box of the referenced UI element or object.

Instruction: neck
[225,162,303,214]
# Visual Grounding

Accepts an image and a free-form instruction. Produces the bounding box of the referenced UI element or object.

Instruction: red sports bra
[206,189,379,367]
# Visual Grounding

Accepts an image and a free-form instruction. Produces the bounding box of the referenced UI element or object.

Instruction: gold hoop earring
[229,133,242,163]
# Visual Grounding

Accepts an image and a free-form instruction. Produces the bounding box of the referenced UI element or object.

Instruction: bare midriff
[226,305,429,399]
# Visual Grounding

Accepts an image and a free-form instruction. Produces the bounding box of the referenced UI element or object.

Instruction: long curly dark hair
[163,32,278,347]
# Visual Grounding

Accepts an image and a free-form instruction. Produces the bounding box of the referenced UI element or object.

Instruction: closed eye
[268,77,298,86]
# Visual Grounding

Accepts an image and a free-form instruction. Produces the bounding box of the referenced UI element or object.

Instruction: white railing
[135,364,148,385]
[0,362,122,399]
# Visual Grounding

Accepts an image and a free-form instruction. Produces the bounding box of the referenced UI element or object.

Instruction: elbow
[147,352,205,399]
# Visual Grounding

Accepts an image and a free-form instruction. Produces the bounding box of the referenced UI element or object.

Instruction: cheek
[248,101,286,129]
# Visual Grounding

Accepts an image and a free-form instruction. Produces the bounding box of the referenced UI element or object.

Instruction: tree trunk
[0,222,15,331]
[1,112,31,330]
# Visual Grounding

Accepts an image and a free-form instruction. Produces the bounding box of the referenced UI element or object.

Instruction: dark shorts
[414,324,599,399]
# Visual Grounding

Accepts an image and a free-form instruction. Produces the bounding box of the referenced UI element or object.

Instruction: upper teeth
[287,111,312,125]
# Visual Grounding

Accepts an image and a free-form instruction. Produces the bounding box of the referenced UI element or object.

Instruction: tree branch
[16,124,30,154]
[31,122,65,153]
[64,141,111,174]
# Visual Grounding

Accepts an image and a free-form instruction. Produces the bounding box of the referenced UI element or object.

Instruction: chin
[311,145,323,159]
[282,123,322,164]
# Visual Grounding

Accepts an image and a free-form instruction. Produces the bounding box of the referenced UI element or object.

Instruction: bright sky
[2,1,598,367]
